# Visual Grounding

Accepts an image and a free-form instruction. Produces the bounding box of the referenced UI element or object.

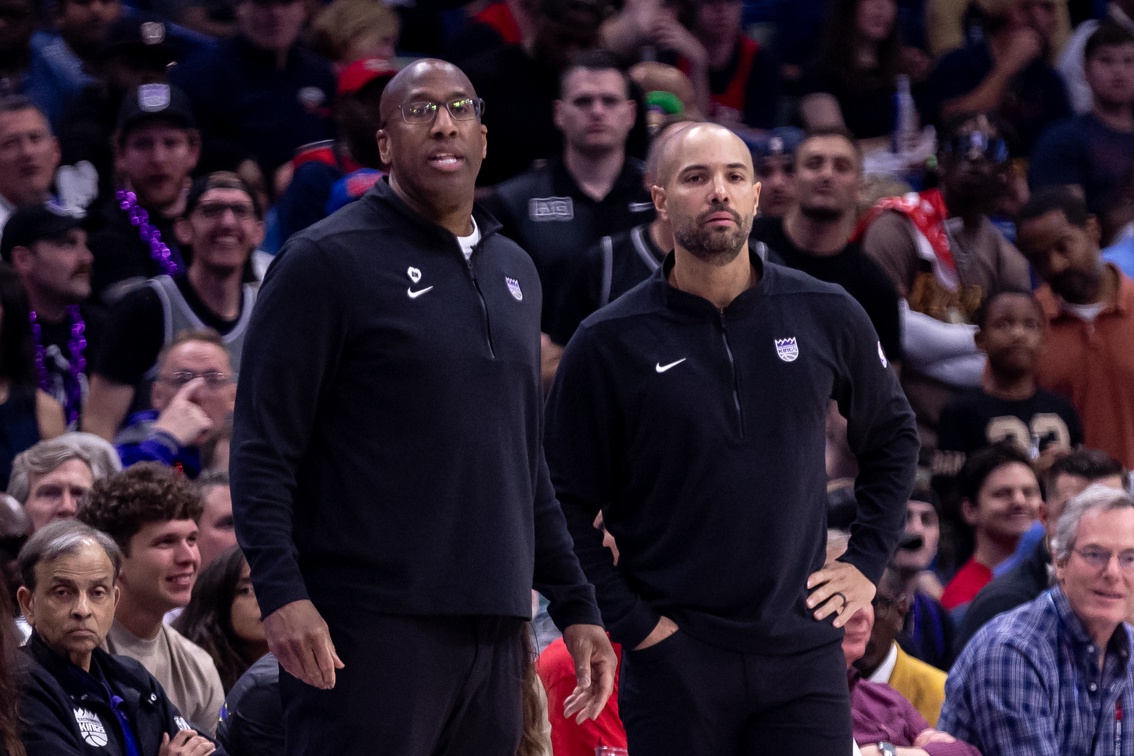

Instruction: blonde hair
[311,0,400,64]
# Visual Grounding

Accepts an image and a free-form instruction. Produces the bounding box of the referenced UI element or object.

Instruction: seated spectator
[860,113,1031,448]
[1057,0,1134,113]
[937,290,1083,470]
[955,447,1127,652]
[0,264,66,485]
[8,432,120,532]
[855,564,949,727]
[86,173,259,441]
[753,127,803,219]
[801,0,929,149]
[0,493,30,606]
[1032,23,1134,218]
[891,483,958,671]
[77,463,225,734]
[114,330,236,479]
[172,0,336,185]
[173,545,267,693]
[2,201,107,427]
[1017,186,1134,468]
[15,519,218,755]
[195,471,235,569]
[216,652,281,755]
[940,442,1042,616]
[926,0,1071,154]
[941,484,1134,754]
[310,0,400,68]
[0,98,61,234]
[86,83,199,305]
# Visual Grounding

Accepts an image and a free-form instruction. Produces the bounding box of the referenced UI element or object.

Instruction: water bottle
[892,74,917,155]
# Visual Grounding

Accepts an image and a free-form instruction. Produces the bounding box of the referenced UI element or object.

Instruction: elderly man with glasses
[941,484,1134,755]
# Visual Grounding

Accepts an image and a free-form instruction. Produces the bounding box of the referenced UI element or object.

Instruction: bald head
[653,123,753,189]
[379,59,478,126]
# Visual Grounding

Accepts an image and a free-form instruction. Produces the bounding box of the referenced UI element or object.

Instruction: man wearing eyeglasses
[231,58,615,756]
[115,329,235,479]
[941,484,1134,756]
[86,171,260,442]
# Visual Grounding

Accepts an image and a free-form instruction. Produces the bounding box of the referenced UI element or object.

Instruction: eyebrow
[404,90,472,102]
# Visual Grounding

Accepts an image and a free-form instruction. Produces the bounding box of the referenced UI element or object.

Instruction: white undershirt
[1061,299,1106,323]
[867,642,899,685]
[458,217,481,261]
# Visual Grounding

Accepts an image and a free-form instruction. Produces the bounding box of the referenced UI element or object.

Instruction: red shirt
[537,637,625,756]
[940,559,993,610]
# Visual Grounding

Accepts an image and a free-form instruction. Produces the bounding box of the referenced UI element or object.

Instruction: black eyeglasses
[195,202,256,220]
[159,370,236,389]
[943,132,1009,164]
[872,594,904,614]
[395,98,486,125]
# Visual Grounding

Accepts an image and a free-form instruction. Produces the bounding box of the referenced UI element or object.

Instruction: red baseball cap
[337,58,399,98]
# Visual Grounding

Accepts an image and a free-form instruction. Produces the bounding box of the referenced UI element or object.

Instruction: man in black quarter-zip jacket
[230,59,615,756]
[545,122,919,756]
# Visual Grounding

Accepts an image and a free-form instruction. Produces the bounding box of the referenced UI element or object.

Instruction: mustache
[697,206,742,225]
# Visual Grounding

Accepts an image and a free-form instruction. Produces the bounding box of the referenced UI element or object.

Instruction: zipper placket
[717,311,744,438]
[465,242,496,358]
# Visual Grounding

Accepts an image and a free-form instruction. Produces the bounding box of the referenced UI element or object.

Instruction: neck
[972,531,1019,570]
[131,180,188,219]
[981,364,1036,400]
[564,147,625,202]
[942,188,984,231]
[1079,263,1119,307]
[188,264,244,320]
[28,290,72,322]
[668,246,756,310]
[649,217,673,254]
[115,596,166,640]
[389,174,475,236]
[1093,100,1134,132]
[783,208,854,256]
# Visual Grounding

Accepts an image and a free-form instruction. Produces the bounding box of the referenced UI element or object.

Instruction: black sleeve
[217,680,283,756]
[18,673,86,755]
[954,580,1032,657]
[547,238,605,347]
[743,46,782,129]
[91,286,165,386]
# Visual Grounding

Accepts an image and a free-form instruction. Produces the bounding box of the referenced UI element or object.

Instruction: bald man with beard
[545,123,919,756]
[231,58,615,756]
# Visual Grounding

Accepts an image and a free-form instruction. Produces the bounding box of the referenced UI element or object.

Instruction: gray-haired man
[8,432,121,532]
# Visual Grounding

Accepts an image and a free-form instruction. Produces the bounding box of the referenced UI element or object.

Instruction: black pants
[280,607,526,756]
[619,632,852,756]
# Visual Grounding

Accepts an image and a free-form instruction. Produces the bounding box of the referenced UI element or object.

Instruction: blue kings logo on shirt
[74,707,109,747]
[506,277,523,301]
[528,197,574,221]
[775,337,799,362]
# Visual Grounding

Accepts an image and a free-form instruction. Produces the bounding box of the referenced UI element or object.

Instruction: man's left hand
[806,561,875,628]
[560,624,618,724]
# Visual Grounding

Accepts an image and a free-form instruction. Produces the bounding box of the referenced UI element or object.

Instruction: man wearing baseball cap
[752,126,803,219]
[274,57,394,245]
[1,202,105,429]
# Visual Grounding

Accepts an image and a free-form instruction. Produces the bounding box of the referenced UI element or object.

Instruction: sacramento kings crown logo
[505,277,523,301]
[775,337,799,362]
[74,707,108,747]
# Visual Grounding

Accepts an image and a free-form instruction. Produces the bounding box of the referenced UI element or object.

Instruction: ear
[250,220,266,249]
[112,584,121,611]
[751,181,762,216]
[377,128,391,166]
[16,585,32,625]
[961,498,979,526]
[481,123,487,160]
[650,184,668,222]
[10,245,34,276]
[174,217,192,247]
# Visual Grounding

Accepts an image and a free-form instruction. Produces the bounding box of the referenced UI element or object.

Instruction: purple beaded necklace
[29,306,87,427]
[115,186,182,277]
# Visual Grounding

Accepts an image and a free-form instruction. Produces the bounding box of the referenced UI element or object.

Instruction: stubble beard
[674,211,752,266]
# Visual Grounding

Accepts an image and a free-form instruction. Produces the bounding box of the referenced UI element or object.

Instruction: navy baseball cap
[0,202,85,262]
[116,83,196,136]
[752,126,805,163]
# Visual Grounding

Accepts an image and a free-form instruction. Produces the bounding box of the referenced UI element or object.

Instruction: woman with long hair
[0,587,26,756]
[173,546,269,693]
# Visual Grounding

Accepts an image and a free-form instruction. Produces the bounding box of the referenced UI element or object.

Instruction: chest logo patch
[407,267,422,283]
[528,197,574,221]
[74,707,108,747]
[506,277,523,301]
[174,715,192,731]
[775,337,799,363]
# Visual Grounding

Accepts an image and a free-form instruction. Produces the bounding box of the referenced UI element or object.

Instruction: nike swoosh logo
[407,286,434,299]
[655,358,686,373]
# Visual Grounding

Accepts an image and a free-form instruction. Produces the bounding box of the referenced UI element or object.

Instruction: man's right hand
[152,377,213,446]
[997,27,1044,77]
[158,730,215,756]
[634,616,678,650]
[263,599,345,689]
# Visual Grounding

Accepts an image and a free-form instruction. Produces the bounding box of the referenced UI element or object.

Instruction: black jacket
[19,633,224,756]
[546,252,919,653]
[231,179,601,631]
[956,539,1051,655]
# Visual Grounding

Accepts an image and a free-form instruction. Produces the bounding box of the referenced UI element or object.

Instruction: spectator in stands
[1033,23,1134,218]
[860,114,1031,448]
[273,58,394,246]
[15,519,218,755]
[956,448,1127,651]
[8,433,120,532]
[449,0,537,63]
[86,172,258,441]
[1058,0,1134,113]
[1017,186,1134,468]
[801,0,928,148]
[310,0,400,67]
[926,0,1071,154]
[87,83,199,305]
[0,98,60,234]
[172,0,335,182]
[937,289,1083,468]
[173,545,267,693]
[855,564,949,727]
[0,493,30,606]
[2,202,106,428]
[892,483,958,671]
[940,442,1043,616]
[941,484,1134,755]
[753,127,803,219]
[77,462,225,734]
[115,331,236,479]
[486,50,652,382]
[462,0,605,186]
[195,471,235,569]
[0,0,88,129]
[216,652,281,754]
[750,127,904,366]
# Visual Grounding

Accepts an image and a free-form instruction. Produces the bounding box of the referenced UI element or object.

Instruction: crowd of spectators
[2,0,1134,752]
